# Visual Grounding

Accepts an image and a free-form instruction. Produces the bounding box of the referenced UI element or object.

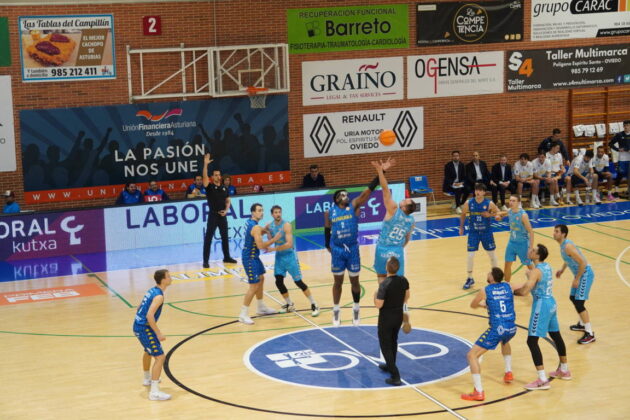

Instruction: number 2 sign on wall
[142,16,161,36]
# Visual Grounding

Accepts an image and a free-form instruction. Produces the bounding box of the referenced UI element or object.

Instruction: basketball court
[1,202,629,419]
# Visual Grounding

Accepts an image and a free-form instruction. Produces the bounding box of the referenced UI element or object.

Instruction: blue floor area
[2,201,629,282]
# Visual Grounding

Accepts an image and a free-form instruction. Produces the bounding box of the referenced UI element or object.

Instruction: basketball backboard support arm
[126,43,289,103]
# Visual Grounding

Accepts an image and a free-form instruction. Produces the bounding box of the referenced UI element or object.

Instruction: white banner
[0,76,17,172]
[303,107,423,158]
[531,0,630,40]
[302,57,404,106]
[407,51,504,98]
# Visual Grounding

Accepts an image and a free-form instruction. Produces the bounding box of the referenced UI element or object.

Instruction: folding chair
[409,176,436,206]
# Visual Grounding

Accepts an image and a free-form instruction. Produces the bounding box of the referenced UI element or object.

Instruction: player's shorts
[374,244,404,275]
[570,173,590,185]
[505,240,532,266]
[467,229,496,252]
[133,324,164,356]
[475,324,517,350]
[528,297,559,337]
[243,257,265,283]
[275,251,302,281]
[570,265,594,301]
[331,243,361,275]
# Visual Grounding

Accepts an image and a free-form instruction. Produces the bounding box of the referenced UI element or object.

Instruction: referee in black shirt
[374,257,411,386]
[202,153,237,268]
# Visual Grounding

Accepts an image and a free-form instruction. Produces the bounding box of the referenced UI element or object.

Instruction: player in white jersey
[565,150,600,205]
[546,142,566,204]
[533,151,559,206]
[513,153,540,208]
[591,146,615,201]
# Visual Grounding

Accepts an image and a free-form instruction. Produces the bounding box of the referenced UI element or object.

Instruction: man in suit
[443,150,468,214]
[490,154,515,210]
[466,151,491,191]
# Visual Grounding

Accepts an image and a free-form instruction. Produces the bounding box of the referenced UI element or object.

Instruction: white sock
[487,250,498,268]
[575,190,581,200]
[584,322,593,334]
[560,362,569,372]
[150,380,160,394]
[307,295,316,304]
[143,371,151,381]
[353,302,360,311]
[333,304,340,312]
[577,319,583,326]
[240,305,249,317]
[257,298,265,309]
[472,373,483,392]
[537,369,547,382]
[467,252,475,274]
[284,297,293,305]
[503,355,512,372]
[592,190,598,200]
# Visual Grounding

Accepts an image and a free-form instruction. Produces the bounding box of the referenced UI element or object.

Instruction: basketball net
[246,86,268,109]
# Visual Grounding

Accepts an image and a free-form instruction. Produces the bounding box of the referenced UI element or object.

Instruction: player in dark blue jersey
[324,159,392,326]
[459,183,500,289]
[238,203,282,325]
[132,269,172,401]
[461,267,516,402]
[371,159,417,284]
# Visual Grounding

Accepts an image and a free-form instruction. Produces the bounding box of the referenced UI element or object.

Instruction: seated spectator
[3,190,20,214]
[533,151,559,206]
[538,128,570,166]
[489,154,514,210]
[465,151,491,191]
[565,149,600,205]
[144,180,169,202]
[302,164,326,188]
[442,150,468,214]
[186,175,206,198]
[591,146,615,201]
[223,174,237,196]
[513,153,540,208]
[115,182,142,205]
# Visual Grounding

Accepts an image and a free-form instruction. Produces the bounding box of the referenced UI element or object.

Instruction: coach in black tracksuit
[374,257,410,386]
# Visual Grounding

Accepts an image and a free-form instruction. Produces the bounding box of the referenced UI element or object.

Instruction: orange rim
[246,86,268,95]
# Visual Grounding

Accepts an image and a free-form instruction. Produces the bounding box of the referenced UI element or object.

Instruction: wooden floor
[1,209,630,419]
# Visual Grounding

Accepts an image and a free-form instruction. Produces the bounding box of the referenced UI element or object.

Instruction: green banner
[0,17,10,66]
[288,4,409,54]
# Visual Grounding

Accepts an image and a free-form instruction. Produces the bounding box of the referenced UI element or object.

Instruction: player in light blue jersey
[459,183,500,289]
[324,159,392,326]
[514,244,571,391]
[495,195,535,282]
[132,269,172,401]
[371,159,417,284]
[238,203,282,325]
[554,224,596,344]
[461,267,516,402]
[266,205,320,317]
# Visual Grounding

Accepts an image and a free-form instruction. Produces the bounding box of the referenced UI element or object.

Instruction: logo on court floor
[244,326,472,390]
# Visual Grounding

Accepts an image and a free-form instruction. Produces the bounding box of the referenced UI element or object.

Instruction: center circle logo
[244,326,472,390]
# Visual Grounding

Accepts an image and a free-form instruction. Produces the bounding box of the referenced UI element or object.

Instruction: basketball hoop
[246,86,268,109]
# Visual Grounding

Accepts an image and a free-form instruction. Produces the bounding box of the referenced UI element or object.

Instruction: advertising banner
[0,17,10,66]
[506,44,630,92]
[416,1,524,46]
[18,15,115,82]
[303,107,423,158]
[0,209,106,261]
[531,0,630,40]
[407,51,504,98]
[288,4,409,53]
[0,76,17,172]
[20,95,290,203]
[302,56,404,106]
[104,183,405,251]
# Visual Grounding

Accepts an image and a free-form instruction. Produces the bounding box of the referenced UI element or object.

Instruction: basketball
[379,129,396,146]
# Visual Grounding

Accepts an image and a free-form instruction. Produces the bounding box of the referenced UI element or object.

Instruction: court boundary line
[69,254,133,308]
[262,290,468,420]
[616,246,630,289]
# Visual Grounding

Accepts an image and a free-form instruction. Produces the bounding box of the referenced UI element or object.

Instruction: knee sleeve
[526,336,543,366]
[275,275,288,294]
[549,331,567,357]
[294,280,308,292]
[572,298,586,313]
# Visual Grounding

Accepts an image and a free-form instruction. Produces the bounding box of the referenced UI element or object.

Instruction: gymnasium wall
[0,0,628,211]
